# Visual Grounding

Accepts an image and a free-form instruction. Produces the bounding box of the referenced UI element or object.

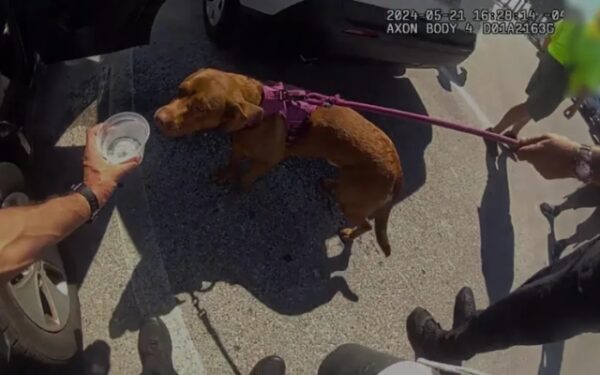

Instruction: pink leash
[302,92,519,147]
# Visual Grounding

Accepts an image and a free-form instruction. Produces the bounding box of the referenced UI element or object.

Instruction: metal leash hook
[190,292,207,320]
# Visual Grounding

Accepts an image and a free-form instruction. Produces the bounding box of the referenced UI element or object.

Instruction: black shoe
[452,287,476,329]
[250,355,286,375]
[138,317,177,375]
[406,307,454,362]
[484,128,498,157]
[84,340,111,375]
[540,203,559,221]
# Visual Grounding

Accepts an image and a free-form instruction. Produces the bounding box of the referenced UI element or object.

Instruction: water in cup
[98,112,150,165]
[105,136,142,164]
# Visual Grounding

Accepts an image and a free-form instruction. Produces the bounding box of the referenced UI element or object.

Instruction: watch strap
[71,183,100,222]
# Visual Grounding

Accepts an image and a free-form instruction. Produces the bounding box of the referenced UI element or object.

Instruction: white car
[203,0,485,67]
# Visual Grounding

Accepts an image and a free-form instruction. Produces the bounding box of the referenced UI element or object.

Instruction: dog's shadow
[108,129,359,337]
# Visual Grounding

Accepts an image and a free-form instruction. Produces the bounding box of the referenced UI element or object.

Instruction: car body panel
[240,0,305,15]
[240,0,492,31]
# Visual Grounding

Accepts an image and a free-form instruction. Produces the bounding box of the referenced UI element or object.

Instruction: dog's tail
[374,179,403,257]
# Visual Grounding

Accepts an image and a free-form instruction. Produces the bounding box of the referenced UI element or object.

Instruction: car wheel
[203,0,240,44]
[0,162,82,365]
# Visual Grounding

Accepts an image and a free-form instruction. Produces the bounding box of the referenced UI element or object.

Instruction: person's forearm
[0,194,90,283]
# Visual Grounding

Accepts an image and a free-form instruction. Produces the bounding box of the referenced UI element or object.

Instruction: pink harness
[261,82,317,145]
[258,82,519,147]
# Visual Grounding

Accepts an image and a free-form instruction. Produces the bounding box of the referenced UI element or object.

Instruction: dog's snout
[154,107,171,128]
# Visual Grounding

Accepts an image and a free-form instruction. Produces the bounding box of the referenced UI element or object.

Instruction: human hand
[516,133,579,180]
[83,124,140,207]
[563,105,579,119]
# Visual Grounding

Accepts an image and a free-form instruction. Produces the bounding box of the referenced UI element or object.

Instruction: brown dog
[155,68,403,256]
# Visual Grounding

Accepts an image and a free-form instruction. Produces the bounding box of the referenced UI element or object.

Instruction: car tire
[0,162,82,365]
[203,0,241,45]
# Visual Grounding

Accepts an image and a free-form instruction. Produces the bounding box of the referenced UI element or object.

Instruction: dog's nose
[154,108,171,128]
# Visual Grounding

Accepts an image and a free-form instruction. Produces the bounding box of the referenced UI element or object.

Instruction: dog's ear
[222,98,264,133]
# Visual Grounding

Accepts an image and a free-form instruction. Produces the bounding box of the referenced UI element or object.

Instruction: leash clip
[276,89,306,102]
[275,90,289,101]
[306,93,341,107]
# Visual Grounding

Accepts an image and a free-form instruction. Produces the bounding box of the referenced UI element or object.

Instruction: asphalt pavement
[22,0,600,374]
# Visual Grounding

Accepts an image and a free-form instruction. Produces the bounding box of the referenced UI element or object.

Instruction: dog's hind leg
[333,167,393,249]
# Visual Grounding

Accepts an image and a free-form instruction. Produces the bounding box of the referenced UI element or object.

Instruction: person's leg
[139,317,178,375]
[491,103,530,135]
[506,112,532,137]
[484,103,526,157]
[407,239,600,362]
[485,102,529,156]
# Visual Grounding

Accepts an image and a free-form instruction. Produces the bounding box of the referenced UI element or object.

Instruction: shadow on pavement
[478,153,514,304]
[543,185,600,260]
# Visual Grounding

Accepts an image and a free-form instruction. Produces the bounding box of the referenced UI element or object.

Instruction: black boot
[138,317,178,375]
[250,355,286,375]
[407,307,470,363]
[452,287,476,329]
[84,340,111,375]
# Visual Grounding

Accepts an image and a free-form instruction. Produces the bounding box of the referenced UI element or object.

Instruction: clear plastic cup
[97,112,150,165]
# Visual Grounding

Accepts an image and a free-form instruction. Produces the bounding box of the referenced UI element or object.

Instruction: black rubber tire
[0,284,82,365]
[0,163,82,365]
[203,0,241,45]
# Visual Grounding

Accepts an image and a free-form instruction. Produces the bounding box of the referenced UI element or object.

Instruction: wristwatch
[575,144,593,184]
[71,183,100,222]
